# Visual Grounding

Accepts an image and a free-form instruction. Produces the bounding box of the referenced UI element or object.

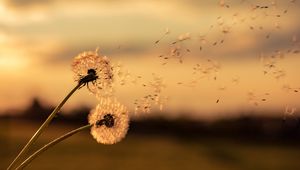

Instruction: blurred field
[1,119,300,170]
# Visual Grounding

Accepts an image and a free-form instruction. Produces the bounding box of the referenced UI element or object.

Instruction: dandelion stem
[16,124,92,170]
[7,83,82,170]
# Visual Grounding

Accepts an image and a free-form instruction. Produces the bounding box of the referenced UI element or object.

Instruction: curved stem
[16,124,92,170]
[7,83,82,170]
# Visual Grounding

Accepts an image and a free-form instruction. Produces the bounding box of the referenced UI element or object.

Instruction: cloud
[4,0,53,10]
[1,0,299,63]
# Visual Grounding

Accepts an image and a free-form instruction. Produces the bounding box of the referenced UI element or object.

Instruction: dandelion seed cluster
[192,59,221,81]
[112,62,131,86]
[88,98,129,144]
[134,74,168,114]
[260,51,286,80]
[71,49,114,97]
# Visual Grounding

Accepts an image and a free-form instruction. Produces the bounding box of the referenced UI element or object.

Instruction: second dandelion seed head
[88,98,129,144]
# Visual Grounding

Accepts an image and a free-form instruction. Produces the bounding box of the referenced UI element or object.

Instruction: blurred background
[1,0,300,169]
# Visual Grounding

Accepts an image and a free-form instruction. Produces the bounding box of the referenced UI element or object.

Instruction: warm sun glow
[0,0,299,119]
[0,56,28,71]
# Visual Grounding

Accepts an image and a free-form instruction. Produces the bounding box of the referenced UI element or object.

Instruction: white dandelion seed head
[71,49,114,97]
[88,98,129,144]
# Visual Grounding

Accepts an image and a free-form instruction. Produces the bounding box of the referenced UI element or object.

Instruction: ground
[1,119,300,170]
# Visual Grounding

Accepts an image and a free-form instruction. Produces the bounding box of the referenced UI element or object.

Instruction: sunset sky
[0,0,299,119]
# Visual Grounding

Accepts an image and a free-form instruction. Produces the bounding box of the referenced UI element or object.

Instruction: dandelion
[88,98,129,144]
[9,50,114,169]
[71,48,114,97]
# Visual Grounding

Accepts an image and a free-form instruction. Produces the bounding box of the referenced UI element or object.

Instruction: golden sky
[0,0,299,119]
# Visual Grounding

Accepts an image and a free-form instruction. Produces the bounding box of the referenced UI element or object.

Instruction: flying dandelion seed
[71,49,114,97]
[88,98,129,144]
[292,48,299,53]
[292,35,298,44]
[155,28,170,44]
[247,92,259,106]
[282,84,300,93]
[219,0,230,8]
[199,35,208,45]
[130,75,142,85]
[274,22,280,29]
[219,0,225,7]
[283,105,297,120]
[172,33,191,45]
[218,85,226,91]
[232,76,240,85]
[247,91,271,106]
[221,26,231,34]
